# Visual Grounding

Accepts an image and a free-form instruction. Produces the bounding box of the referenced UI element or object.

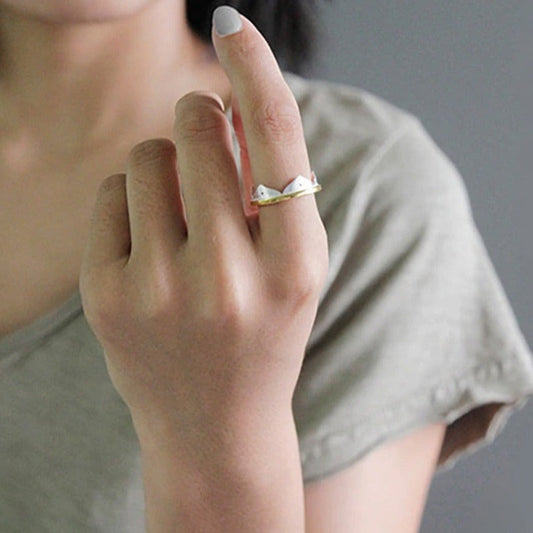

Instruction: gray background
[299,1,533,532]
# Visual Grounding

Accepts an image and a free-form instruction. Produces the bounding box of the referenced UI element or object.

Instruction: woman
[1,1,533,531]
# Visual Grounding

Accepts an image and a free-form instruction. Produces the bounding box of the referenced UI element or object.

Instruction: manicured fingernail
[213,6,243,37]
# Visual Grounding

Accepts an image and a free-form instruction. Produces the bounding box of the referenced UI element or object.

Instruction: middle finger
[173,90,251,249]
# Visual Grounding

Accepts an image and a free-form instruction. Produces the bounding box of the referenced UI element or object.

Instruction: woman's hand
[79,9,329,458]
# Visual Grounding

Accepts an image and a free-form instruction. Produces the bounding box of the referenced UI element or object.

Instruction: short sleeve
[294,118,533,484]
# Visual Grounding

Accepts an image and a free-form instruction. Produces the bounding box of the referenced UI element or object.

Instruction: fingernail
[213,6,243,37]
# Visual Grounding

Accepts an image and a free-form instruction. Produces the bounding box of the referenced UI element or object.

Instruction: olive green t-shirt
[2,71,533,532]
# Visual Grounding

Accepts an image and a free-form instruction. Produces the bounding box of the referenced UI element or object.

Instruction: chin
[0,0,159,23]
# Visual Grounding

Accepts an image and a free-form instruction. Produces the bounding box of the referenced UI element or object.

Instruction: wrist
[134,410,305,532]
[132,402,297,480]
[130,395,294,462]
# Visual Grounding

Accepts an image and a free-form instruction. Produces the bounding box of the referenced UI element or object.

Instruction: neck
[0,0,230,169]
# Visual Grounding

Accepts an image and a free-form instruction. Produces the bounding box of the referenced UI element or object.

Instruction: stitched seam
[300,356,529,458]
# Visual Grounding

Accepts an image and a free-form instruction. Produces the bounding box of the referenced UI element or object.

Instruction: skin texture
[80,12,329,435]
[304,422,447,532]
[79,13,329,530]
[1,1,328,530]
[0,0,233,337]
[0,2,446,531]
[0,0,161,23]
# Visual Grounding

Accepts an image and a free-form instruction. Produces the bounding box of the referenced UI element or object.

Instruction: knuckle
[175,91,224,114]
[191,278,249,335]
[81,275,124,338]
[175,93,228,143]
[252,95,303,145]
[271,259,323,305]
[93,174,127,221]
[287,268,322,302]
[179,113,227,143]
[135,262,182,323]
[284,225,329,300]
[202,299,246,334]
[128,138,175,168]
[98,173,126,195]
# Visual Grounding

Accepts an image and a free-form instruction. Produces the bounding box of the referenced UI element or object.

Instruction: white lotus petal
[282,175,313,194]
[251,174,320,203]
[251,184,282,201]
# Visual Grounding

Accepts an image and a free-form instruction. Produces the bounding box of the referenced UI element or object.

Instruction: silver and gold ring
[250,171,322,207]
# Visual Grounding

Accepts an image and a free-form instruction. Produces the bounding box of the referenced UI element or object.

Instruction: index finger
[211,7,322,259]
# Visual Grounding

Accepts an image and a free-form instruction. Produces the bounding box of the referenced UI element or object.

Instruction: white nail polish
[213,6,243,37]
